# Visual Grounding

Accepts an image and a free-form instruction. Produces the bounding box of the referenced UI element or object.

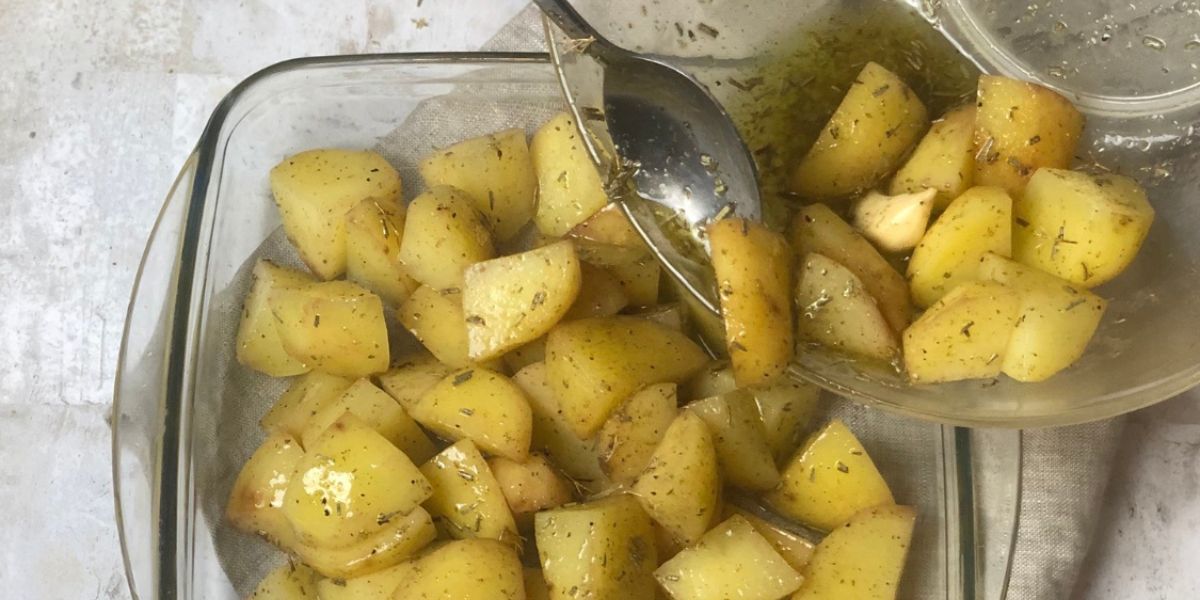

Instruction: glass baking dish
[111,53,1021,599]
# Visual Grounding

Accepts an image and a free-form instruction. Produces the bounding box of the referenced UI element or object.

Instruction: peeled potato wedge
[792,505,916,600]
[226,434,305,549]
[907,186,1012,308]
[396,539,525,600]
[632,411,722,547]
[268,280,389,378]
[298,378,436,464]
[687,390,781,492]
[344,195,418,305]
[889,104,976,209]
[421,439,520,545]
[236,260,315,377]
[536,494,659,600]
[532,112,610,236]
[411,367,532,462]
[398,185,495,290]
[902,280,1022,383]
[795,252,899,362]
[248,562,319,600]
[595,383,678,484]
[259,372,353,440]
[655,514,804,600]
[511,362,609,492]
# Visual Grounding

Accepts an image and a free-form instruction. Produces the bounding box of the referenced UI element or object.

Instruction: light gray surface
[0,1,1197,599]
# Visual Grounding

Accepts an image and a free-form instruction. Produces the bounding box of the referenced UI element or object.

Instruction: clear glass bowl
[112,53,1021,600]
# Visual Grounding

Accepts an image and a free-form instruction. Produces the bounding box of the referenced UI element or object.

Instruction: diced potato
[502,337,546,373]
[973,75,1084,197]
[344,196,418,305]
[795,253,899,362]
[488,454,574,526]
[464,240,582,361]
[523,568,551,600]
[248,562,319,599]
[978,253,1107,382]
[790,204,911,334]
[411,368,532,461]
[226,434,305,548]
[398,186,495,290]
[906,186,1012,308]
[753,380,821,464]
[568,203,642,248]
[632,411,721,547]
[259,372,353,440]
[655,515,803,600]
[765,419,894,532]
[790,62,929,200]
[536,494,659,600]
[546,316,708,437]
[575,240,662,306]
[282,414,432,548]
[269,149,402,280]
[376,354,453,411]
[398,286,473,368]
[269,280,389,377]
[792,505,916,600]
[724,505,816,572]
[595,383,678,484]
[1013,168,1154,287]
[395,539,525,600]
[688,390,780,491]
[532,112,610,236]
[315,561,415,600]
[852,188,936,253]
[292,507,435,580]
[419,128,538,241]
[682,362,738,401]
[298,379,436,464]
[902,280,1022,383]
[511,362,609,491]
[629,303,685,331]
[889,104,976,209]
[708,218,794,387]
[236,260,315,377]
[420,439,519,544]
[563,262,629,320]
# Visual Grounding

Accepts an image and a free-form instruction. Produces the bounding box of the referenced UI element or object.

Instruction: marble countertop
[0,1,1195,598]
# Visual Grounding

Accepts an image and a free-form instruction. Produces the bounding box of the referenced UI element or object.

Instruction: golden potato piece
[411,367,532,462]
[298,378,436,464]
[796,253,899,362]
[889,104,976,209]
[398,185,495,290]
[595,383,678,484]
[532,112,610,236]
[655,515,803,600]
[259,372,353,440]
[315,561,415,600]
[902,280,1021,383]
[248,562,319,599]
[421,439,519,545]
[292,508,434,580]
[536,494,659,600]
[398,286,473,369]
[562,262,629,320]
[575,239,662,306]
[792,505,916,600]
[344,195,418,305]
[396,539,525,600]
[687,390,780,491]
[632,411,721,547]
[225,434,305,549]
[376,354,453,411]
[488,453,574,526]
[752,379,821,464]
[568,203,643,248]
[907,186,1012,308]
[268,280,389,377]
[236,260,315,377]
[723,505,816,572]
[511,362,609,492]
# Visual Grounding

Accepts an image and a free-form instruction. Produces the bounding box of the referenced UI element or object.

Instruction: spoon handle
[531,0,615,53]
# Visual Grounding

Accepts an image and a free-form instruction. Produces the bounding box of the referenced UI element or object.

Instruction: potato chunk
[292,507,434,580]
[978,253,1107,382]
[396,539,525,600]
[398,186,495,290]
[901,280,1021,383]
[687,390,781,491]
[708,218,794,387]
[724,505,816,572]
[562,262,629,320]
[488,454,574,526]
[753,380,821,464]
[575,239,662,306]
[236,260,315,377]
[536,494,659,600]
[906,186,1012,308]
[973,75,1084,197]
[511,362,609,491]
[298,378,435,464]
[795,253,899,362]
[420,439,519,545]
[790,62,928,200]
[248,562,319,599]
[1013,168,1154,287]
[226,434,305,548]
[411,368,532,462]
[464,240,582,361]
[419,128,537,241]
[376,354,453,411]
[568,203,642,248]
[595,383,678,484]
[259,372,353,440]
[889,104,976,209]
[790,204,911,333]
[269,149,401,280]
[546,316,708,437]
[655,515,803,600]
[268,280,389,377]
[632,411,721,547]
[398,285,474,368]
[852,188,936,253]
[792,505,916,600]
[315,561,415,600]
[532,112,610,236]
[344,195,418,305]
[766,419,894,532]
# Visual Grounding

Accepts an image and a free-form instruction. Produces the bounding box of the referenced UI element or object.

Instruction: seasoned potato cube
[421,439,519,544]
[790,62,929,200]
[488,454,574,527]
[688,390,780,491]
[595,383,678,484]
[852,188,936,253]
[563,262,629,320]
[907,186,1012,308]
[753,380,821,464]
[398,285,474,368]
[398,186,495,290]
[226,434,305,548]
[973,75,1084,196]
[629,302,685,331]
[298,379,436,464]
[344,196,418,305]
[792,505,916,600]
[708,218,794,387]
[464,240,582,361]
[682,362,738,401]
[1013,168,1154,287]
[978,253,1107,382]
[419,128,537,241]
[236,260,315,377]
[536,494,659,600]
[632,411,721,546]
[396,539,525,600]
[511,362,609,491]
[796,253,899,362]
[376,354,453,411]
[766,419,894,532]
[259,372,353,440]
[282,414,432,548]
[411,368,532,461]
[575,239,662,306]
[568,203,643,248]
[724,505,816,572]
[790,204,911,333]
[902,280,1022,383]
[315,561,415,600]
[532,112,610,236]
[269,149,401,280]
[502,337,547,373]
[889,104,976,209]
[292,507,435,580]
[655,515,803,600]
[248,562,319,599]
[546,316,708,437]
[269,280,389,377]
